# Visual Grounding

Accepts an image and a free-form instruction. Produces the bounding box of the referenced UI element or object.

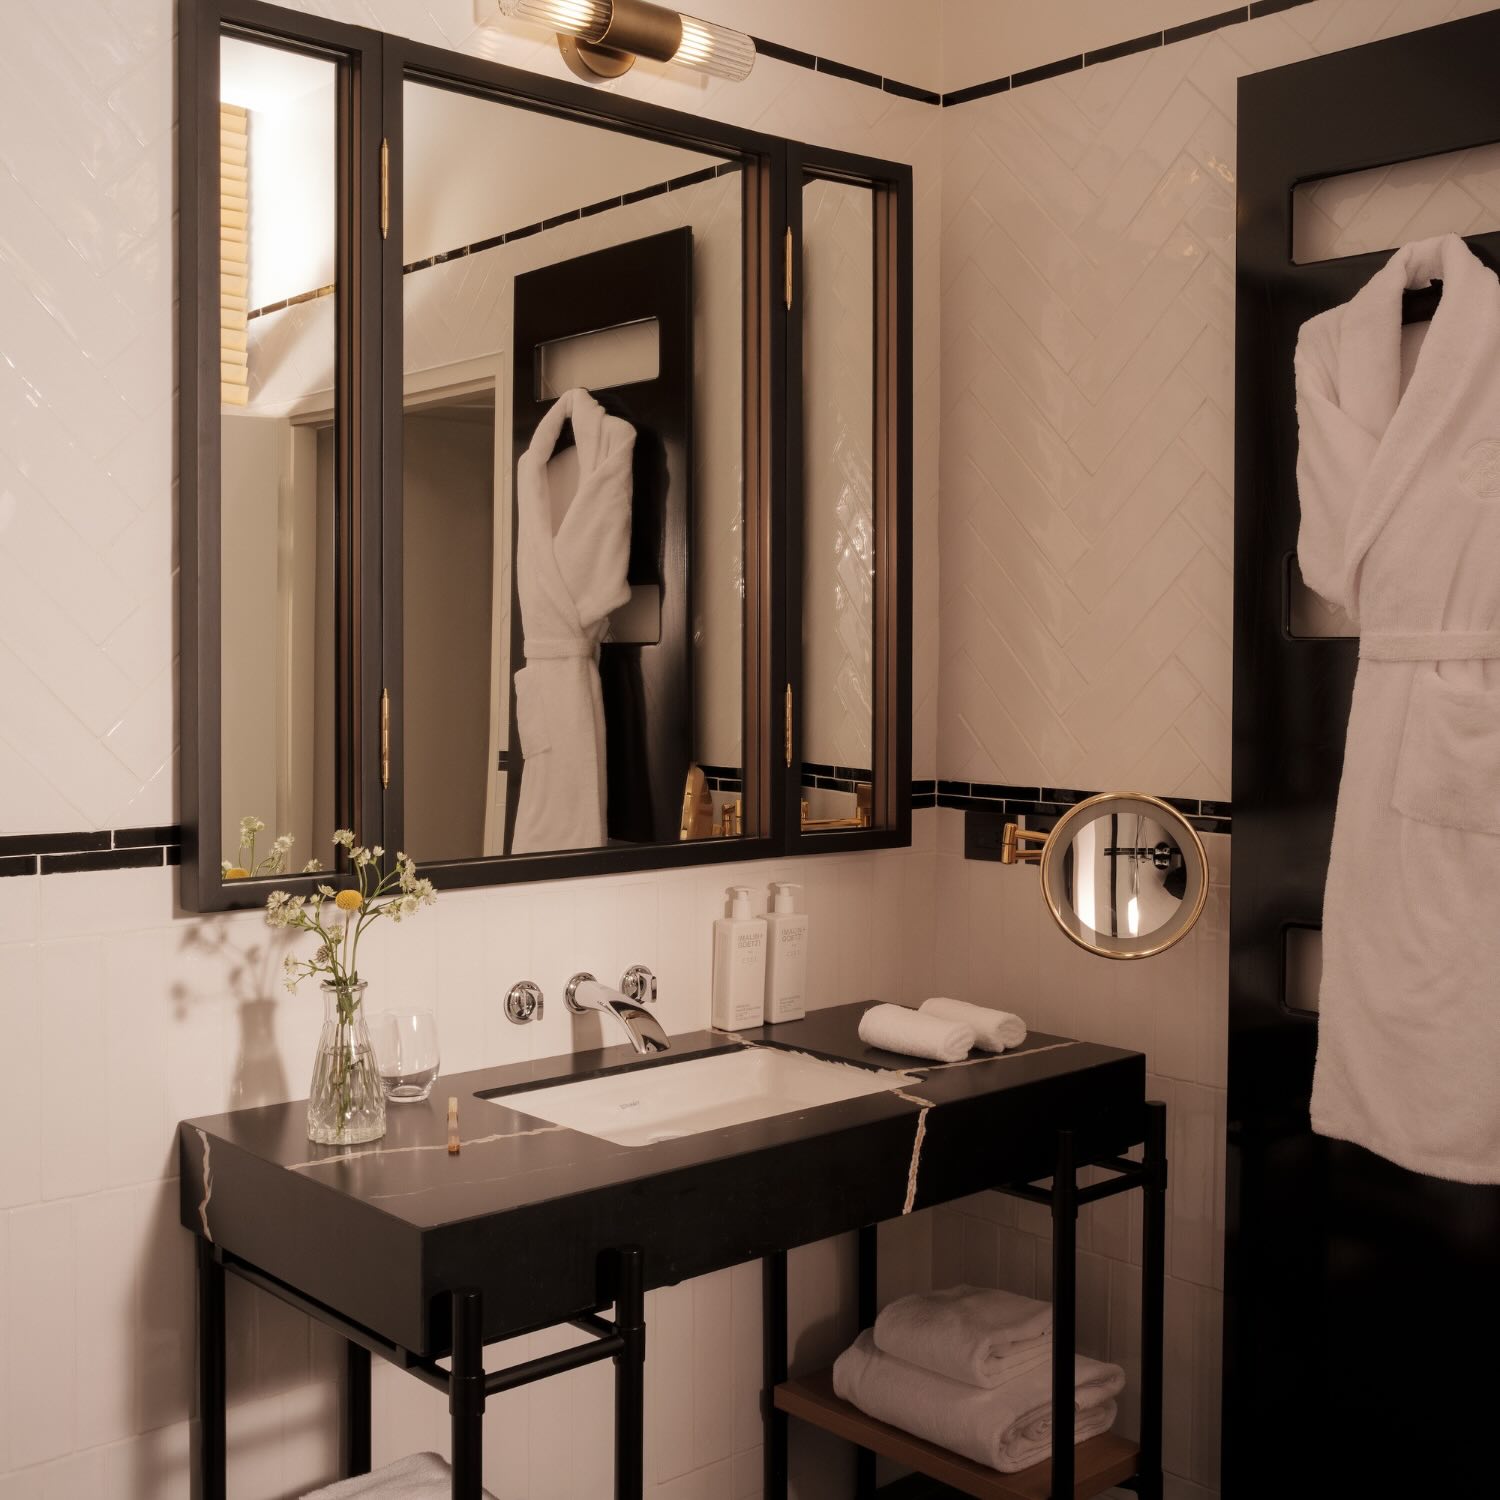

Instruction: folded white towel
[874,1285,1052,1387]
[920,997,1026,1053]
[303,1453,499,1499]
[859,1003,975,1063]
[833,1330,1123,1474]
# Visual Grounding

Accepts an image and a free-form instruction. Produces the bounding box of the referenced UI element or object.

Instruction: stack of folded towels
[832,1286,1125,1474]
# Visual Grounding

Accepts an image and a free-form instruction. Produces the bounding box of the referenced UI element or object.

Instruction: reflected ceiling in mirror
[398,80,747,866]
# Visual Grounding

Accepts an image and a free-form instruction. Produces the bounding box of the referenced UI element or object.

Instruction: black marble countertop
[180,1002,1144,1354]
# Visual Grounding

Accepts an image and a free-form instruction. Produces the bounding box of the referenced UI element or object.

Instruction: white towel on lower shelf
[303,1453,499,1499]
[920,997,1027,1052]
[873,1285,1052,1387]
[858,1003,975,1063]
[832,1330,1123,1474]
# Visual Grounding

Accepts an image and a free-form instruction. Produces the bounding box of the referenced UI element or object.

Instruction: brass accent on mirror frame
[380,689,391,789]
[380,138,389,239]
[784,227,793,311]
[800,782,872,832]
[784,683,793,767]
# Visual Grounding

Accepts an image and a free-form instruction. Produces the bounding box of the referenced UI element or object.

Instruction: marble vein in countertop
[286,1121,567,1173]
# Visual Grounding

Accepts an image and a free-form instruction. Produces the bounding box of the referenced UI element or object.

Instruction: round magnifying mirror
[1038,793,1208,959]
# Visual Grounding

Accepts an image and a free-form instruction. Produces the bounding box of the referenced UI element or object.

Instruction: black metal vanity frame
[178,0,913,913]
[195,1238,650,1498]
[186,1010,1166,1500]
[765,1105,1167,1500]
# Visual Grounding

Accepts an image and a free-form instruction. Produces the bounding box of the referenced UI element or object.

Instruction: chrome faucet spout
[565,975,670,1055]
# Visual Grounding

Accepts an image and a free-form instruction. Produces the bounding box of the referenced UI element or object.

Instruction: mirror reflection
[400,81,746,862]
[800,174,876,832]
[218,35,340,880]
[1040,795,1208,959]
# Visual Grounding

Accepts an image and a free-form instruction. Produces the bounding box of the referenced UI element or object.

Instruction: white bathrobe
[511,388,634,855]
[1297,232,1500,1183]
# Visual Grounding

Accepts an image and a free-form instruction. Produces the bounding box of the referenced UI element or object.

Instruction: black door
[1230,14,1500,1495]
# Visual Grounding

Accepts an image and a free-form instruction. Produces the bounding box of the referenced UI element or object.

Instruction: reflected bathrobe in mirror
[1296,233,1500,1183]
[512,388,634,854]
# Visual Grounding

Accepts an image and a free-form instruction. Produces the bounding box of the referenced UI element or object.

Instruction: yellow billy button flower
[334,888,363,913]
[224,867,249,880]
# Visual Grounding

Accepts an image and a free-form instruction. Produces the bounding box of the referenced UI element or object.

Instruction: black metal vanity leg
[196,1238,226,1500]
[763,1250,789,1500]
[614,1247,646,1500]
[1137,1101,1168,1500]
[855,1226,878,1496]
[450,1289,486,1500]
[342,1340,371,1477]
[1051,1130,1078,1500]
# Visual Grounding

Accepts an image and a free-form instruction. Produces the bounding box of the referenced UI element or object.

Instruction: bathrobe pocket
[1391,667,1500,834]
[513,666,552,758]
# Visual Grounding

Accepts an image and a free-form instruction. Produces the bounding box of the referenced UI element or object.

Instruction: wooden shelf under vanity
[773,1369,1140,1500]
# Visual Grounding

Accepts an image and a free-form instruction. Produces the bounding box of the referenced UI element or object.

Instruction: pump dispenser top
[772,882,801,915]
[727,885,754,918]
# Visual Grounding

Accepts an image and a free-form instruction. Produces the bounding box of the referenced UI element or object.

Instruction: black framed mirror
[179,0,910,911]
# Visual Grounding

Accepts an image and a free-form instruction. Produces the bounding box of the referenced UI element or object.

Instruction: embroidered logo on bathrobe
[1459,440,1500,498]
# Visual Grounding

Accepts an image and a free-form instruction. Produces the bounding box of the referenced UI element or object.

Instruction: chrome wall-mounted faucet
[566,969,668,1054]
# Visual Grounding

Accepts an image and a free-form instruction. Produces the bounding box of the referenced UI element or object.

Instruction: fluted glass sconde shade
[671,14,755,80]
[496,0,755,82]
[498,0,613,41]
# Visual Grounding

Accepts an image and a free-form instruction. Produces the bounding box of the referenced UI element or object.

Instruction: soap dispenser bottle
[712,886,768,1031]
[764,882,808,1024]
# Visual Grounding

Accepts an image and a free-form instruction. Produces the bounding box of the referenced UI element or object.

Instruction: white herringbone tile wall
[936,0,1500,803]
[934,5,1499,1498]
[0,2,943,1496]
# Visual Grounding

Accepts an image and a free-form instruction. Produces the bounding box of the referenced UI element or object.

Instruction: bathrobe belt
[524,637,597,660]
[1359,630,1500,661]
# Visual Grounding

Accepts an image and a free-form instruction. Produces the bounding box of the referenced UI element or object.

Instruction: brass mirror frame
[1006,792,1210,960]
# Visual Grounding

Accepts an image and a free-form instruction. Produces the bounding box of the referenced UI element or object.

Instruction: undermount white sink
[489,1046,917,1147]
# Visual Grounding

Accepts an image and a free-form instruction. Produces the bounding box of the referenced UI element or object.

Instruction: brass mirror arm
[1000,823,1048,865]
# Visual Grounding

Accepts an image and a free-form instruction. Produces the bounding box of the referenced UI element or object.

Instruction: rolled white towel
[859,1002,975,1063]
[874,1285,1051,1387]
[303,1453,500,1499]
[832,1329,1123,1474]
[920,997,1026,1053]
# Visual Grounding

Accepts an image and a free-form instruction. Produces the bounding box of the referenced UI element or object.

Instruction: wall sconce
[494,0,756,83]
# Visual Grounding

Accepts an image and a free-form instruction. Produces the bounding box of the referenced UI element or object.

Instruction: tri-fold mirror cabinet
[180,0,911,911]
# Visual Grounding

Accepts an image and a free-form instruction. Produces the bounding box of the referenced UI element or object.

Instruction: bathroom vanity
[180,1003,1165,1500]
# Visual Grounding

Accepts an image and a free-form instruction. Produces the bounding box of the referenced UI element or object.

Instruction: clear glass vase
[306,980,386,1145]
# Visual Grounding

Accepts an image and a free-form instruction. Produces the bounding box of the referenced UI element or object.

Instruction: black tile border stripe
[941,0,1320,106]
[749,34,940,105]
[41,847,166,875]
[932,781,1232,835]
[0,825,183,876]
[254,163,746,319]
